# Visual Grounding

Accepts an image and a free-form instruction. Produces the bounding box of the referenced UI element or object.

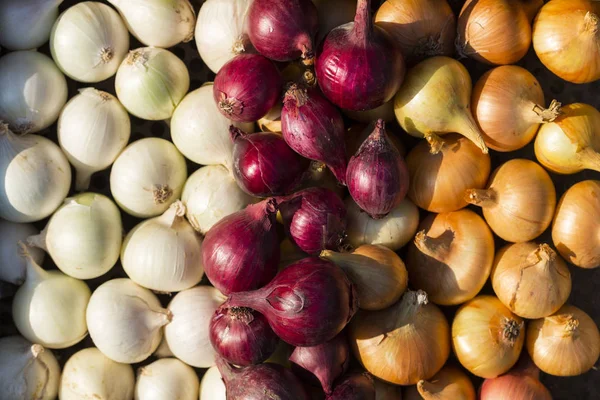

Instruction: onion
[0,220,43,285]
[533,0,600,83]
[214,53,282,122]
[527,304,600,376]
[349,290,450,385]
[0,0,63,50]
[452,295,525,378]
[328,372,375,400]
[552,180,600,269]
[203,198,279,295]
[227,257,357,346]
[0,51,67,134]
[50,2,129,82]
[375,0,456,64]
[473,65,560,152]
[405,365,476,400]
[58,88,130,190]
[200,366,227,400]
[312,0,356,44]
[316,0,405,111]
[345,123,405,159]
[480,356,552,400]
[465,159,556,243]
[135,358,200,400]
[406,209,494,306]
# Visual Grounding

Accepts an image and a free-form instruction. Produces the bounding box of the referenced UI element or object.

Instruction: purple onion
[213,54,282,122]
[248,0,318,63]
[209,304,279,366]
[289,333,351,394]
[230,126,309,197]
[216,356,310,400]
[278,187,346,255]
[227,257,358,347]
[346,120,409,219]
[315,0,405,111]
[281,84,347,184]
[327,373,376,400]
[202,198,279,295]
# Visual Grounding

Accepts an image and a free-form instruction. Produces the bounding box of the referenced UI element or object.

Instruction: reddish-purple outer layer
[327,373,375,400]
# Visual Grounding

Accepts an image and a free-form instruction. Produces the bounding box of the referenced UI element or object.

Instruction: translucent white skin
[181,165,255,234]
[0,220,44,284]
[0,51,68,133]
[86,278,170,363]
[50,2,129,82]
[135,358,200,400]
[0,0,64,50]
[60,347,135,400]
[58,88,131,190]
[171,84,254,168]
[0,336,60,400]
[110,137,188,218]
[199,366,227,400]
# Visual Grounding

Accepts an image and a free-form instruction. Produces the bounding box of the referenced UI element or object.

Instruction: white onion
[115,47,190,121]
[199,366,227,400]
[28,193,123,280]
[195,0,252,73]
[58,88,131,190]
[0,220,44,285]
[108,0,196,48]
[50,2,129,82]
[165,286,225,368]
[0,336,60,400]
[86,278,171,364]
[181,165,255,234]
[60,347,135,400]
[110,137,188,218]
[122,201,203,292]
[0,51,67,133]
[0,0,64,50]
[135,358,200,400]
[171,84,253,168]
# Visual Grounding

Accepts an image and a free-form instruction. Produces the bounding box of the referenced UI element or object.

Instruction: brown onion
[480,355,552,400]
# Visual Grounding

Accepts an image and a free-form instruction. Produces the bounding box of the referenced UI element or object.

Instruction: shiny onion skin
[480,356,552,400]
[230,126,309,197]
[316,0,405,111]
[347,120,409,219]
[281,84,347,184]
[247,0,318,63]
[209,305,279,366]
[202,199,279,295]
[327,372,375,400]
[213,54,282,122]
[226,257,358,347]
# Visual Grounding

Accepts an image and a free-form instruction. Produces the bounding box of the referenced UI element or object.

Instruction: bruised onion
[480,356,552,400]
[328,372,375,400]
[347,120,409,219]
[316,0,405,111]
[213,54,282,122]
[227,257,357,346]
[202,199,279,295]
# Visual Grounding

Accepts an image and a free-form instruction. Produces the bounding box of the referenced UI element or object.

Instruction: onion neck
[352,0,373,42]
[464,188,497,209]
[582,11,600,36]
[417,379,445,399]
[27,230,48,251]
[413,230,453,260]
[226,290,266,313]
[232,34,248,54]
[153,185,173,205]
[229,125,248,142]
[424,133,445,155]
[146,308,172,330]
[159,200,186,228]
[396,290,428,324]
[454,114,489,154]
[500,318,523,347]
[532,100,562,123]
[528,243,556,269]
[215,355,238,382]
[283,84,309,110]
[579,146,600,172]
[551,314,580,339]
[126,48,149,68]
[246,198,278,232]
[20,243,49,284]
[74,168,93,192]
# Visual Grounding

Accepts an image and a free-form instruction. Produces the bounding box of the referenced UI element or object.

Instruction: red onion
[209,305,280,366]
[247,0,318,63]
[216,356,310,400]
[346,120,409,219]
[213,54,282,122]
[202,198,280,295]
[480,355,552,400]
[281,84,347,184]
[230,126,309,197]
[226,257,358,346]
[278,187,346,255]
[327,372,375,400]
[315,0,405,111]
[289,332,350,394]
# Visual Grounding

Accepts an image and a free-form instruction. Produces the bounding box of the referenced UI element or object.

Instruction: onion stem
[464,188,497,208]
[424,132,445,154]
[532,99,562,123]
[582,11,599,34]
[579,146,600,172]
[413,230,453,259]
[353,0,372,42]
[501,318,523,346]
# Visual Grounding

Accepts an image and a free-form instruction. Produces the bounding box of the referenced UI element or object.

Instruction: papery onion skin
[480,356,552,400]
[213,54,282,122]
[327,372,376,400]
[416,365,476,400]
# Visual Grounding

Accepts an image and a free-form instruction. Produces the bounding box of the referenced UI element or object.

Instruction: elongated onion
[414,365,476,400]
[466,159,556,243]
[452,296,525,378]
[0,0,64,50]
[0,221,43,285]
[406,209,494,306]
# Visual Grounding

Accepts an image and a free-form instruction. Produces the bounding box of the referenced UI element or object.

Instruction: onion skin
[480,356,552,400]
[416,365,476,400]
[213,54,282,122]
[327,373,375,400]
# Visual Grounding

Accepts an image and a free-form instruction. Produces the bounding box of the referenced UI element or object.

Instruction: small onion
[0,220,43,285]
[200,366,227,400]
[480,356,552,400]
[0,0,64,50]
[414,365,476,400]
[135,358,200,400]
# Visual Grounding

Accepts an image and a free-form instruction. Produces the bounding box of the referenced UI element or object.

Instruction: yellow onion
[535,103,600,174]
[349,290,450,385]
[533,0,600,83]
[320,245,408,311]
[453,296,525,378]
[394,56,488,154]
[527,305,600,376]
[491,242,571,319]
[413,365,476,400]
[552,180,600,269]
[465,159,556,243]
[406,209,494,306]
[406,133,491,213]
[472,65,561,152]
